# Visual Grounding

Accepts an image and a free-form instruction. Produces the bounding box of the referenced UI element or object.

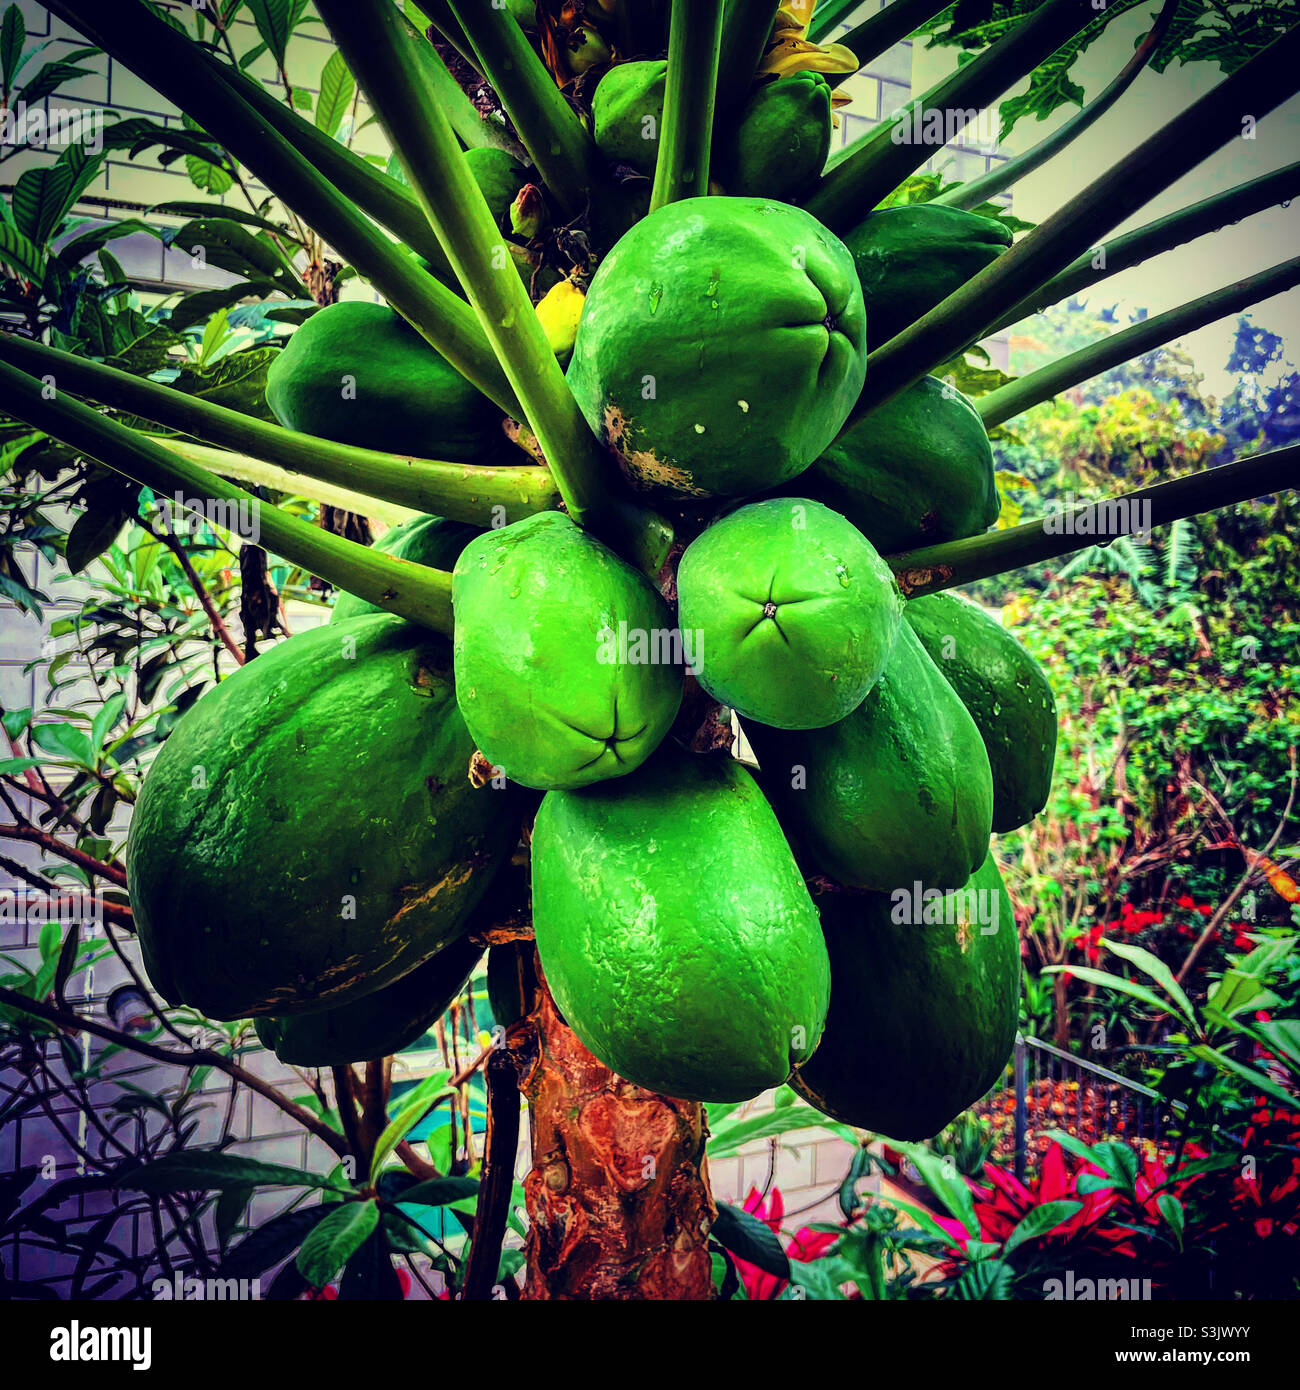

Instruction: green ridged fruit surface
[793,853,1020,1140]
[905,591,1057,832]
[532,745,830,1102]
[126,615,521,1020]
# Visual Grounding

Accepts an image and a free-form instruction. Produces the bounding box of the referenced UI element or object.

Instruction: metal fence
[974,1035,1183,1182]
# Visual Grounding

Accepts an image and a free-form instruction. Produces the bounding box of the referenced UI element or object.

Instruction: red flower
[733,1186,839,1299]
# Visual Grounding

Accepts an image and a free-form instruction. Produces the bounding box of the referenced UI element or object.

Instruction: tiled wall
[1,0,1011,1294]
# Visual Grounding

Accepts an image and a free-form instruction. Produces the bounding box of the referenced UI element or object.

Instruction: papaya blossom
[732,1186,838,1300]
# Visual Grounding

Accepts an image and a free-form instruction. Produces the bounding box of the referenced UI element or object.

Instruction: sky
[913,5,1300,400]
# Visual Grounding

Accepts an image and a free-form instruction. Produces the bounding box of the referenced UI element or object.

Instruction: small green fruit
[744,621,993,892]
[265,301,501,460]
[843,204,1012,348]
[677,497,902,729]
[591,59,666,177]
[803,375,999,553]
[716,72,832,202]
[452,511,682,790]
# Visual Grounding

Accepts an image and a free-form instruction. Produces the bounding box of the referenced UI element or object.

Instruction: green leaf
[893,1142,979,1237]
[1189,1044,1300,1111]
[65,504,131,576]
[392,1175,480,1207]
[952,1258,1015,1300]
[0,756,42,776]
[879,1194,965,1249]
[315,50,354,137]
[785,1258,849,1300]
[296,1198,378,1288]
[165,281,282,333]
[369,1070,453,1182]
[118,1151,351,1194]
[214,1184,252,1248]
[1101,938,1196,1022]
[1002,1200,1083,1255]
[150,201,294,237]
[168,217,306,296]
[218,1203,331,1278]
[1,707,32,740]
[711,1201,792,1281]
[30,721,93,766]
[16,56,98,106]
[185,152,235,195]
[1041,964,1172,1016]
[246,0,293,69]
[1,5,25,91]
[53,922,80,1001]
[90,693,126,755]
[1156,1193,1184,1247]
[707,1102,854,1158]
[0,221,45,281]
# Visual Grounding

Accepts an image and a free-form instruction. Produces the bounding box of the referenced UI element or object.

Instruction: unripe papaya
[567,197,867,497]
[842,204,1012,348]
[904,591,1057,833]
[265,301,502,460]
[591,59,666,177]
[744,622,993,891]
[331,514,479,624]
[463,146,529,232]
[792,853,1021,1140]
[253,934,483,1066]
[532,744,830,1101]
[676,497,902,729]
[802,375,999,554]
[452,511,682,790]
[126,615,522,1021]
[716,72,832,202]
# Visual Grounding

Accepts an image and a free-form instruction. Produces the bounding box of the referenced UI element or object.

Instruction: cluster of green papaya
[125,53,1060,1140]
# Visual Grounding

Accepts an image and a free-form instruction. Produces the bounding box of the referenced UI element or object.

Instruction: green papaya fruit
[463,146,529,232]
[332,514,480,624]
[743,622,993,891]
[842,204,1012,348]
[567,197,867,497]
[802,375,999,554]
[532,744,830,1101]
[792,853,1021,1140]
[591,59,666,178]
[676,497,902,729]
[452,511,682,790]
[904,591,1057,833]
[253,934,483,1066]
[126,615,522,1020]
[716,72,832,202]
[265,301,502,460]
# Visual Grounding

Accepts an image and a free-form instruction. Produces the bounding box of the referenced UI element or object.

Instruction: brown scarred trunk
[509,952,716,1300]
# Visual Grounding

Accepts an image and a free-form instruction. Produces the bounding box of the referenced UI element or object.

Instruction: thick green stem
[0,334,557,525]
[316,0,610,531]
[652,0,727,211]
[0,360,454,632]
[887,444,1300,597]
[979,257,1300,429]
[821,0,953,86]
[843,22,1300,429]
[447,0,600,220]
[984,162,1300,337]
[934,0,1180,212]
[714,0,779,126]
[806,0,1096,233]
[44,0,519,417]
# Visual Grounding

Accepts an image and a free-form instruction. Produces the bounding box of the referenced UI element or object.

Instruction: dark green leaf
[1002,1200,1082,1254]
[711,1201,791,1281]
[1,6,25,90]
[30,721,93,765]
[393,1175,480,1207]
[296,1199,378,1288]
[65,504,131,575]
[246,0,293,68]
[338,1226,403,1300]
[218,1203,331,1278]
[315,49,354,137]
[117,1151,350,1194]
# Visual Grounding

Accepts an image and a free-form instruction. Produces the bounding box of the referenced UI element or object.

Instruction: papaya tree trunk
[510,951,716,1300]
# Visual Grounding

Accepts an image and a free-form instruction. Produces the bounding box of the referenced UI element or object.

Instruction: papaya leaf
[711,1201,792,1281]
[295,1198,378,1288]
